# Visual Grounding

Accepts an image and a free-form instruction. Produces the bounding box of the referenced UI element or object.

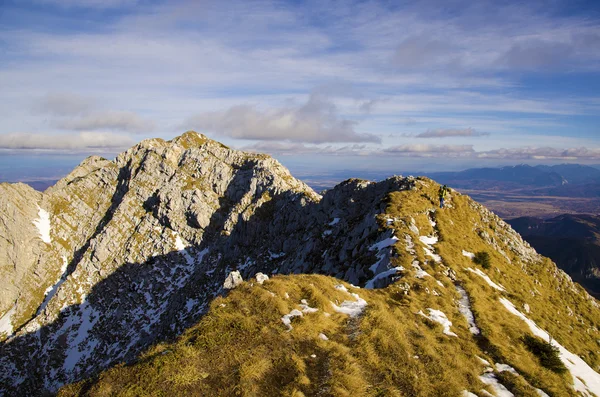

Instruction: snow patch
[500,297,600,396]
[174,235,187,251]
[331,293,367,317]
[281,309,303,331]
[299,299,318,313]
[479,373,514,397]
[37,256,70,315]
[423,246,442,263]
[418,308,457,337]
[334,284,349,293]
[370,236,399,251]
[269,251,285,259]
[462,250,475,259]
[456,285,480,335]
[495,363,518,375]
[412,262,430,278]
[0,305,16,337]
[328,218,340,226]
[365,266,404,289]
[33,206,51,243]
[466,268,505,291]
[63,300,100,374]
[318,333,329,341]
[419,235,438,245]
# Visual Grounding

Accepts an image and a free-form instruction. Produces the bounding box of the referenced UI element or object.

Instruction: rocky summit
[1,132,600,396]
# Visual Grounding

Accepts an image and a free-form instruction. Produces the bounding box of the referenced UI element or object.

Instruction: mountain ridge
[1,132,600,396]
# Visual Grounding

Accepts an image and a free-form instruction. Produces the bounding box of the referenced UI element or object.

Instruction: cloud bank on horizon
[0,0,599,167]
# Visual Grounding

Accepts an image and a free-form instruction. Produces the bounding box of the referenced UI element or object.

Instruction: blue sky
[1,0,600,180]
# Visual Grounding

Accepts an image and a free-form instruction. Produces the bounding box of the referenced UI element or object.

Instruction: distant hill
[509,214,600,298]
[535,164,600,185]
[427,164,567,190]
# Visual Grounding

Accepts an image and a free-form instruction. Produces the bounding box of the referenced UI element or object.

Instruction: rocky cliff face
[1,132,600,396]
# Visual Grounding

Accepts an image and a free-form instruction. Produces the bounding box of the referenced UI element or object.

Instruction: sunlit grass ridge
[59,177,600,396]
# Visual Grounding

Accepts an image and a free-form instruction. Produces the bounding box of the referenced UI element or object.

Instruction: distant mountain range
[426,164,600,194]
[509,214,600,298]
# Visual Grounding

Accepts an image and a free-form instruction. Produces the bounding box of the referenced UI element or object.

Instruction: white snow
[322,230,332,236]
[174,235,186,251]
[419,235,438,245]
[63,299,100,373]
[386,218,394,226]
[329,218,340,226]
[269,251,285,259]
[418,308,457,337]
[462,392,478,397]
[318,333,329,341]
[462,250,475,259]
[480,373,514,397]
[478,356,491,366]
[423,246,442,263]
[495,363,518,375]
[33,206,51,243]
[419,235,441,262]
[370,236,399,251]
[334,284,349,293]
[535,389,550,397]
[466,268,505,291]
[365,266,404,289]
[185,298,197,312]
[0,305,16,337]
[331,293,368,317]
[456,285,480,335]
[37,256,70,315]
[299,299,318,313]
[412,262,430,278]
[281,309,303,331]
[500,297,600,396]
[409,219,419,235]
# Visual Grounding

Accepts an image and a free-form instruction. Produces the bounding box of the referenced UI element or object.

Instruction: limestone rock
[223,271,243,289]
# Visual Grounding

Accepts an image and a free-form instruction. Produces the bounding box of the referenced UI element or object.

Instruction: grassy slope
[59,178,600,397]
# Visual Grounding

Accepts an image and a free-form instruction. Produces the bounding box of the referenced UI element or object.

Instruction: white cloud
[241,142,600,161]
[186,94,380,144]
[32,0,138,8]
[477,146,600,160]
[57,111,155,133]
[384,144,475,156]
[0,132,134,151]
[34,93,95,116]
[414,128,489,138]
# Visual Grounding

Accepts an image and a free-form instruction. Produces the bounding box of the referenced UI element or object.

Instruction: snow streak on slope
[33,206,51,243]
[0,305,16,337]
[418,308,457,337]
[466,268,505,291]
[37,256,69,316]
[500,298,600,396]
[331,286,368,317]
[456,285,480,335]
